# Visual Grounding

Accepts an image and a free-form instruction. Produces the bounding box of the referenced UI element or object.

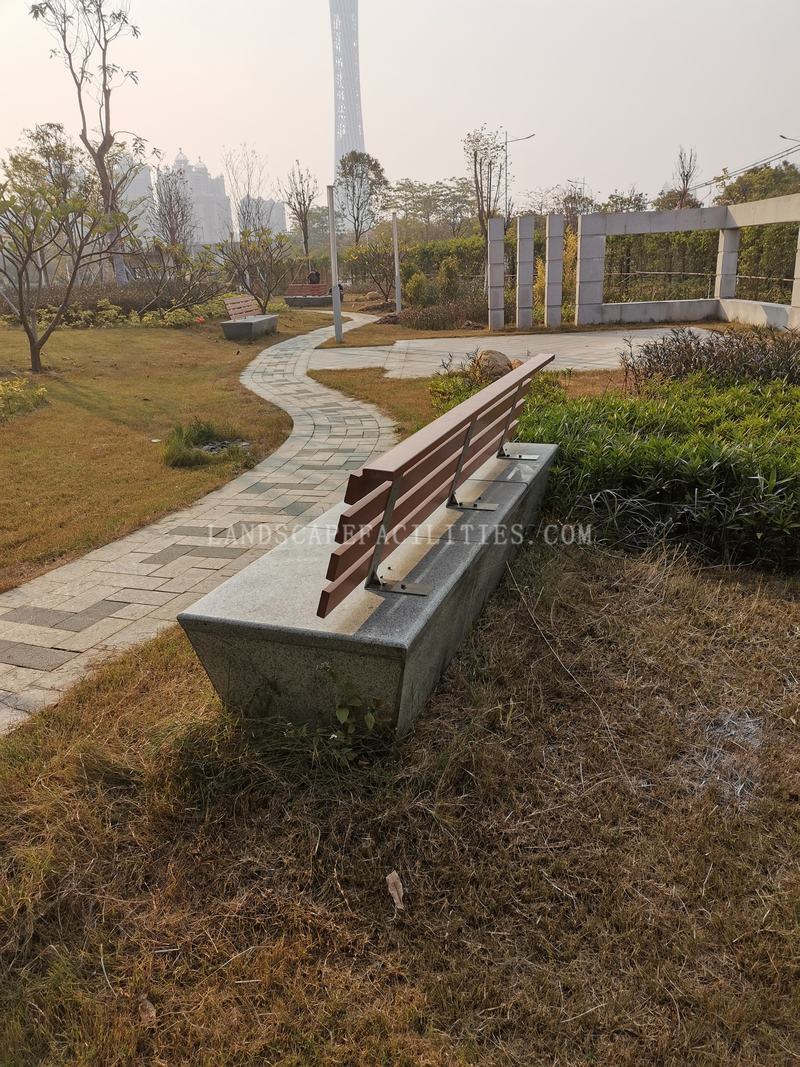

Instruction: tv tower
[330,0,366,175]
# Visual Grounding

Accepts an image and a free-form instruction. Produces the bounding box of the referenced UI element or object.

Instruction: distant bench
[284,283,332,309]
[221,295,278,342]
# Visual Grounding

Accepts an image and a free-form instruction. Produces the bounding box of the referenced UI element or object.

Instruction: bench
[179,354,557,737]
[221,295,278,342]
[284,283,333,309]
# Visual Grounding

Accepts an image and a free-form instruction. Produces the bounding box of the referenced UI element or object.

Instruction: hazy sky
[2,0,799,205]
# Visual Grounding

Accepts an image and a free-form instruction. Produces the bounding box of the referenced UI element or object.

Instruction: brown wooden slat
[317,353,555,618]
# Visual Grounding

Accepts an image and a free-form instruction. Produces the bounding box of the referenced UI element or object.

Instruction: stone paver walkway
[308,327,675,378]
[0,319,673,732]
[0,313,394,731]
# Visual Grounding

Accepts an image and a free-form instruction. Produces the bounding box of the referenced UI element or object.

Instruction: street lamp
[504,131,535,220]
[779,134,800,143]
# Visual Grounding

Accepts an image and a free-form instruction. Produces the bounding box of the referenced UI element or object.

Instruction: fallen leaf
[138,995,157,1027]
[386,870,405,911]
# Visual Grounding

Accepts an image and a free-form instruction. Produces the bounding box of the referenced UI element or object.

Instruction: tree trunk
[29,341,43,374]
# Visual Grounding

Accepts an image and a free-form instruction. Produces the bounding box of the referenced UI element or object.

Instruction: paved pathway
[308,327,673,378]
[0,320,672,731]
[0,313,394,731]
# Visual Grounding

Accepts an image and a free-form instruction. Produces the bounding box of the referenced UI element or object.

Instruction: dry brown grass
[309,367,626,438]
[0,311,329,592]
[1,544,798,1063]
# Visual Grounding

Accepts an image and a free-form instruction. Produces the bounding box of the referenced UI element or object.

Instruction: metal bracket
[375,578,431,597]
[447,497,498,512]
[499,445,541,462]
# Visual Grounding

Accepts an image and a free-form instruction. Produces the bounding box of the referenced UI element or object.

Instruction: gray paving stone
[0,641,76,670]
[143,544,194,565]
[185,546,249,559]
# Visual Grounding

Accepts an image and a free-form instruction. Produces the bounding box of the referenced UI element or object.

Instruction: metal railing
[317,355,554,618]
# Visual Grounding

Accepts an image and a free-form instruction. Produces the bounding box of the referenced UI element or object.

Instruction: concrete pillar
[714,228,740,300]
[791,227,800,328]
[575,214,606,326]
[544,213,565,328]
[487,216,505,331]
[516,215,535,329]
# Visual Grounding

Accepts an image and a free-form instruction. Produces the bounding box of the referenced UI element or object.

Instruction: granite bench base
[179,445,557,737]
[284,295,333,308]
[221,314,278,342]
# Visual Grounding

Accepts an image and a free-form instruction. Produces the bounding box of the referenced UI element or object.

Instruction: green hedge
[433,372,800,570]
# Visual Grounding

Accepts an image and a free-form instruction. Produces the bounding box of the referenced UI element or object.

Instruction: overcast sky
[1,0,799,205]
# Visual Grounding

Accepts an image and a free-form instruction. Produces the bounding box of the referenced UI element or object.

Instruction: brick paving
[0,313,394,731]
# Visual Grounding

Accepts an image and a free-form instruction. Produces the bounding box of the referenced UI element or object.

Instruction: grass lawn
[0,311,329,592]
[1,543,798,1063]
[309,366,627,441]
[3,357,798,1061]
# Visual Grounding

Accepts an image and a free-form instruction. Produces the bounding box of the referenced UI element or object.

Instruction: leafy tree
[0,128,118,372]
[601,187,649,213]
[280,161,319,258]
[336,151,387,244]
[215,228,293,313]
[714,161,800,205]
[343,230,400,302]
[30,0,142,284]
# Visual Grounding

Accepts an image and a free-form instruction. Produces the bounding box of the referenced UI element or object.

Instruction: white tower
[330,0,366,176]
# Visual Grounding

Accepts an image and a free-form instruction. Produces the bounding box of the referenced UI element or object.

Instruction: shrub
[432,366,800,570]
[398,294,487,331]
[0,378,47,423]
[622,326,800,386]
[163,418,250,469]
[405,272,435,307]
[437,256,460,302]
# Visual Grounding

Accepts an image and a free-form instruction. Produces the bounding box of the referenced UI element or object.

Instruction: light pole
[504,131,535,221]
[779,134,800,143]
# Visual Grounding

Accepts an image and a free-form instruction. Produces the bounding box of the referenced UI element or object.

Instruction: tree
[215,229,293,313]
[601,187,649,213]
[336,151,387,244]
[223,144,280,234]
[0,128,118,372]
[714,160,800,205]
[343,229,400,302]
[30,0,142,284]
[463,125,505,243]
[150,165,195,251]
[653,146,701,210]
[280,161,318,258]
[436,178,475,237]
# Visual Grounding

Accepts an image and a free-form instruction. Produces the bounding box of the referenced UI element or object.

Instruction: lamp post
[779,134,800,143]
[504,131,535,221]
[327,184,343,344]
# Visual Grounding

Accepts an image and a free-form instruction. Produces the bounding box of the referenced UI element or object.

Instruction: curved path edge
[0,312,394,729]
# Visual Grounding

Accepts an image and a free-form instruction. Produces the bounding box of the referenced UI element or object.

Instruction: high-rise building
[238,196,288,234]
[173,151,233,245]
[330,0,366,176]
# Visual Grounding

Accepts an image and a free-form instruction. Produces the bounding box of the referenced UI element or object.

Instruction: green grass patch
[433,370,800,570]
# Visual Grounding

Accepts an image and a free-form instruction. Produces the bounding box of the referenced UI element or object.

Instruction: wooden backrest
[316,354,555,618]
[224,295,262,319]
[285,283,330,296]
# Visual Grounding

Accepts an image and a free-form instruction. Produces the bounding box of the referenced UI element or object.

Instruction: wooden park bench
[221,295,278,342]
[284,282,333,308]
[179,353,558,736]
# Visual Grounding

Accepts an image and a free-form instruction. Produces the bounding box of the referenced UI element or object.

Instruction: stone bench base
[221,314,278,342]
[284,295,333,308]
[179,445,557,737]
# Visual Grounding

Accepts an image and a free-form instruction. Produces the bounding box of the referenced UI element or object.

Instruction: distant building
[173,150,233,245]
[238,196,288,234]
